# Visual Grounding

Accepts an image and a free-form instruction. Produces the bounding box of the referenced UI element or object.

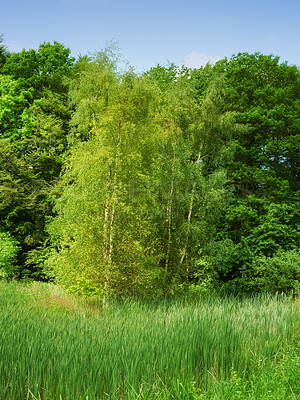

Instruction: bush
[0,231,20,277]
[240,249,300,293]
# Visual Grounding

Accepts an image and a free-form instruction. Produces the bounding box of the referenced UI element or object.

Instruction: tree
[47,56,241,299]
[207,53,300,290]
[3,41,74,96]
[215,52,300,196]
[47,59,166,299]
[0,42,74,278]
[0,139,49,278]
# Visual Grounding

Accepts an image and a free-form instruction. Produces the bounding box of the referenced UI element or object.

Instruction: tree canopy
[0,42,299,296]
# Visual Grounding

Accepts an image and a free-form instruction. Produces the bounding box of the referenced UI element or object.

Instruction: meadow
[0,282,299,399]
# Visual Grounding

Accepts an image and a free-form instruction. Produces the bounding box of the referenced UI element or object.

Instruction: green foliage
[21,89,72,181]
[0,42,299,294]
[145,62,178,91]
[0,74,33,142]
[205,53,300,292]
[3,41,74,95]
[240,249,300,293]
[211,200,300,292]
[3,48,40,89]
[1,41,74,151]
[245,202,300,256]
[0,231,20,276]
[0,136,55,279]
[217,52,300,195]
[24,244,55,281]
[47,51,241,297]
[48,63,165,296]
[37,41,75,77]
[0,41,75,279]
[68,276,103,296]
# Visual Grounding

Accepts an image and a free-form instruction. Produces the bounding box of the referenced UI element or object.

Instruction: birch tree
[47,59,165,298]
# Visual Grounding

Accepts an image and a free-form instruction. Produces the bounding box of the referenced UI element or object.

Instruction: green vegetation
[0,282,299,399]
[0,36,299,295]
[0,35,299,399]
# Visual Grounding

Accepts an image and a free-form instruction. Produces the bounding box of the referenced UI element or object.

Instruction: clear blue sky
[1,0,299,72]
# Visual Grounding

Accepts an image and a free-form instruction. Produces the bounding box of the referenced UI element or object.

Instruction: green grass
[0,282,299,399]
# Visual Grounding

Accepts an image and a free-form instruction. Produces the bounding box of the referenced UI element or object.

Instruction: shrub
[0,231,20,278]
[240,249,300,293]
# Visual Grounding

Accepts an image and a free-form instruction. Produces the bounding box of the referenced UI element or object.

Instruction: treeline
[0,37,299,297]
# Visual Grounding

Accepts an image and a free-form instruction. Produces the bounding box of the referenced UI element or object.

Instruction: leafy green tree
[208,53,300,290]
[48,56,242,298]
[0,41,74,150]
[47,60,166,299]
[0,139,49,277]
[215,52,300,197]
[3,49,40,91]
[3,41,74,96]
[144,63,244,283]
[0,42,74,279]
[3,42,297,295]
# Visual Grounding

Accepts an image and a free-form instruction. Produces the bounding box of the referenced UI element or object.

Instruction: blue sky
[1,0,299,72]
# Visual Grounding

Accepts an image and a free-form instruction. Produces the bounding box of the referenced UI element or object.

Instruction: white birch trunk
[179,144,203,272]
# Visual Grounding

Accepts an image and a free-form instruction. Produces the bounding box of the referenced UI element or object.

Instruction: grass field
[0,282,299,399]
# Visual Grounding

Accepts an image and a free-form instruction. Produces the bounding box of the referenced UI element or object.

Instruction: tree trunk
[102,173,111,308]
[180,144,203,275]
[165,145,176,272]
[102,119,123,307]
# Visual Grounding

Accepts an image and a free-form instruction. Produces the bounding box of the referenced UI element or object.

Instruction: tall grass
[0,282,298,399]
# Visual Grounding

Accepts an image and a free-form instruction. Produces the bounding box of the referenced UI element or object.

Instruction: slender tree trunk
[165,145,176,272]
[108,197,115,274]
[179,180,196,266]
[108,120,122,265]
[102,173,111,308]
[103,119,123,307]
[179,144,203,275]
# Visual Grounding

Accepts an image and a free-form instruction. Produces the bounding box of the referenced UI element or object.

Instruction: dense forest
[0,37,299,298]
